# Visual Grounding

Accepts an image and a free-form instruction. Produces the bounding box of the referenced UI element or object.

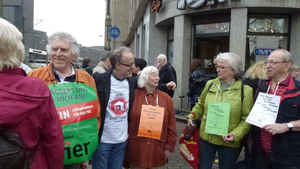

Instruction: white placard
[246,92,281,128]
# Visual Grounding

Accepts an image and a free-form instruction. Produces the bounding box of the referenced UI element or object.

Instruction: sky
[34,0,106,47]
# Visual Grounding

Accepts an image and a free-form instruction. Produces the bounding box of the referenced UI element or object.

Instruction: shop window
[248,18,289,34]
[246,15,290,68]
[195,22,229,35]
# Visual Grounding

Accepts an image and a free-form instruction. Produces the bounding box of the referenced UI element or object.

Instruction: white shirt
[101,75,129,143]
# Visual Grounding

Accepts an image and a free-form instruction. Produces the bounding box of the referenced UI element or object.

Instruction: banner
[137,105,164,140]
[246,92,280,128]
[205,102,230,136]
[49,82,99,165]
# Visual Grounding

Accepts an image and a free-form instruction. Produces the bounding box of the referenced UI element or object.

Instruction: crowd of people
[1,16,300,169]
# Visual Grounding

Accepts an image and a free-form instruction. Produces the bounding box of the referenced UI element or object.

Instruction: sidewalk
[175,111,188,123]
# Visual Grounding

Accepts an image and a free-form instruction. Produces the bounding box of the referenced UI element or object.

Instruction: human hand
[263,123,289,135]
[167,81,176,90]
[187,119,195,127]
[223,133,234,142]
[164,150,171,159]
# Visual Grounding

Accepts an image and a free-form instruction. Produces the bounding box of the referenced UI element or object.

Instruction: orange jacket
[28,64,101,128]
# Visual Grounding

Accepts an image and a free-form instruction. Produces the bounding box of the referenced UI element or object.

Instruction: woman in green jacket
[188,52,253,169]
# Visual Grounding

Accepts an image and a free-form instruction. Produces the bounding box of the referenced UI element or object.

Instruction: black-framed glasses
[119,62,133,67]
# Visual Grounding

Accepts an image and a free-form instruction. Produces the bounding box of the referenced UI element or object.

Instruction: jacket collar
[0,67,26,76]
[47,63,87,84]
[210,78,242,91]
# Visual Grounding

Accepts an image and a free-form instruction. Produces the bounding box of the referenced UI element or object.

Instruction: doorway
[193,36,229,75]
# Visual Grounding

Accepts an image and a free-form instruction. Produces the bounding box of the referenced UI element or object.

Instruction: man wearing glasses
[92,47,135,169]
[249,49,300,169]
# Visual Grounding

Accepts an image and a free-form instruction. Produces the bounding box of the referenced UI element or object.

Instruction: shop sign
[152,0,163,13]
[254,48,275,56]
[177,0,226,10]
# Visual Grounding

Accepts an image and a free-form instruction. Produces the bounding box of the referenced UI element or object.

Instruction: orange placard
[137,104,165,140]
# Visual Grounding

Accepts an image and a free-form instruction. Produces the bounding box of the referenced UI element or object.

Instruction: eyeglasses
[119,62,133,67]
[264,61,288,65]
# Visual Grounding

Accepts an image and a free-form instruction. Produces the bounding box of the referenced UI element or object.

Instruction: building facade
[1,0,49,64]
[110,0,300,112]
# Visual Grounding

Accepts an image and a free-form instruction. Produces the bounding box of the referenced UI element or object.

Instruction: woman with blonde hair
[244,61,267,80]
[0,18,64,169]
[291,64,300,80]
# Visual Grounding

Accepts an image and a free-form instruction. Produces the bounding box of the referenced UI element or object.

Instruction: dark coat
[248,75,300,167]
[158,63,177,97]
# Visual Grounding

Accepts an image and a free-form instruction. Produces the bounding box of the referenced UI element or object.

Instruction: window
[246,15,290,67]
[195,22,230,35]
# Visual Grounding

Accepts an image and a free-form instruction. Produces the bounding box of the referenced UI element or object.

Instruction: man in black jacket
[92,47,135,169]
[156,54,177,97]
[249,49,300,169]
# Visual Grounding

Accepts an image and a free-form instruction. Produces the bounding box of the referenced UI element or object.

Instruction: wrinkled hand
[223,133,234,142]
[187,119,195,127]
[263,123,289,135]
[167,81,176,90]
[164,150,171,159]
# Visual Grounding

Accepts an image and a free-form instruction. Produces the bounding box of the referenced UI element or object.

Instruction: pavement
[86,113,226,169]
[156,119,193,169]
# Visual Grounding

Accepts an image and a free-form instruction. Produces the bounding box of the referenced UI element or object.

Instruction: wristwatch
[287,122,294,132]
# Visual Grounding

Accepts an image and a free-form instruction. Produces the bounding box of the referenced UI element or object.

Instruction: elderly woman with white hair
[0,18,64,169]
[188,52,254,169]
[125,66,177,169]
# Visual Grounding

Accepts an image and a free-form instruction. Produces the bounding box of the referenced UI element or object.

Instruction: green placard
[63,118,98,164]
[205,102,230,136]
[49,82,99,164]
[48,82,97,107]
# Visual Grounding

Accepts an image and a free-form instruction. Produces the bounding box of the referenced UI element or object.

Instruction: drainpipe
[104,0,111,51]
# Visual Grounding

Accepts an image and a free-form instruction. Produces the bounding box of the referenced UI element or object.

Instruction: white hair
[271,49,293,63]
[157,53,167,62]
[137,66,159,88]
[214,52,243,75]
[0,18,25,70]
[46,32,80,58]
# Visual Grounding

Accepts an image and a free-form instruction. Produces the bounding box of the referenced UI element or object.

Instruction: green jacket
[188,78,253,148]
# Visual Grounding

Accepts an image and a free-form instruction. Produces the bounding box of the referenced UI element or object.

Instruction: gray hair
[0,18,24,70]
[272,49,293,63]
[110,46,132,69]
[214,52,243,75]
[137,66,159,88]
[157,53,167,62]
[46,32,80,58]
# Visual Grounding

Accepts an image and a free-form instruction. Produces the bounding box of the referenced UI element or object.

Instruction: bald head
[156,54,167,70]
